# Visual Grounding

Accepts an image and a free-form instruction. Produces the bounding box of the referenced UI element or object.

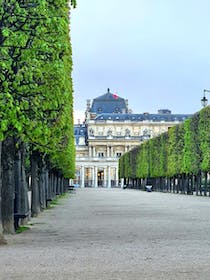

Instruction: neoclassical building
[74,89,191,188]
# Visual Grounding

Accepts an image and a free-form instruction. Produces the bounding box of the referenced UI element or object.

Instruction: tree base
[0,235,7,245]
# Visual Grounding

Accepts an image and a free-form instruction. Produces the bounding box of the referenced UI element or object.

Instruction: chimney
[86,99,91,111]
[125,99,129,112]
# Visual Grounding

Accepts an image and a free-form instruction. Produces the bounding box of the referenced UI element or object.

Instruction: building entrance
[98,170,104,187]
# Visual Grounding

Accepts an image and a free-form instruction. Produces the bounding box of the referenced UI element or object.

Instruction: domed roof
[90,88,128,114]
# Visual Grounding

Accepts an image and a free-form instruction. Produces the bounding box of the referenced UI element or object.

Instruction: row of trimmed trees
[0,0,76,243]
[119,106,210,194]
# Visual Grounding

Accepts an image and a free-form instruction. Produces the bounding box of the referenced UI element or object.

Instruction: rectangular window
[98,152,104,158]
[116,152,122,158]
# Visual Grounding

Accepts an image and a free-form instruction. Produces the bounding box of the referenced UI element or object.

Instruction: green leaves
[0,0,75,178]
[2,28,10,37]
[71,0,77,8]
[119,106,210,179]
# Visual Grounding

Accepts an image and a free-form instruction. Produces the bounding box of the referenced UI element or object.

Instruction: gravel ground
[1,188,210,280]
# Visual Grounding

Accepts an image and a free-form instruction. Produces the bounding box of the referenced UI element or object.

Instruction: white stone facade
[74,90,191,188]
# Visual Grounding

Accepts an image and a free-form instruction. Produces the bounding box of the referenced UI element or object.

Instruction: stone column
[94,166,98,188]
[92,167,95,188]
[107,166,111,188]
[93,147,96,157]
[81,166,85,188]
[111,147,114,157]
[103,167,107,187]
[107,146,109,157]
[115,167,119,187]
[89,146,92,157]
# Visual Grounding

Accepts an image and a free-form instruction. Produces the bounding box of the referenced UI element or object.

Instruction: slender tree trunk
[38,160,46,210]
[168,177,172,192]
[61,176,64,193]
[50,171,56,200]
[192,175,195,195]
[143,178,146,190]
[31,151,40,217]
[48,171,52,201]
[198,172,202,196]
[180,174,184,194]
[167,177,170,192]
[173,177,176,193]
[123,177,126,187]
[14,149,21,214]
[195,174,199,196]
[0,141,6,244]
[20,144,30,218]
[53,172,57,197]
[187,175,193,195]
[45,169,50,201]
[184,174,189,195]
[203,172,207,196]
[56,173,60,195]
[14,144,30,225]
[2,137,15,234]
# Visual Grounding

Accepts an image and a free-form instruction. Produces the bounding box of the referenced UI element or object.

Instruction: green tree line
[0,0,76,243]
[119,106,210,194]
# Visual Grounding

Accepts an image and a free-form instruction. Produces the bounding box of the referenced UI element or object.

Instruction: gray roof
[90,88,128,114]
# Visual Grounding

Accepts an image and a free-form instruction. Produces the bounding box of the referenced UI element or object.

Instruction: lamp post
[201,89,210,107]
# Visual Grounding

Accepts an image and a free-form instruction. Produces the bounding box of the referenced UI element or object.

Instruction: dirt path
[1,188,210,280]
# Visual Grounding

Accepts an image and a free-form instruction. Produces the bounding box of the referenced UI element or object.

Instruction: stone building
[74,89,191,188]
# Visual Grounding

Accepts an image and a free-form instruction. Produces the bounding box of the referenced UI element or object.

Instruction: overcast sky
[71,0,210,122]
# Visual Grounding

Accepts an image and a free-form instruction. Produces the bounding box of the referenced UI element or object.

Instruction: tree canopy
[0,0,76,177]
[119,106,210,180]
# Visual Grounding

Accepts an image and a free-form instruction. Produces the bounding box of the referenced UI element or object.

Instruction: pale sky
[71,0,210,122]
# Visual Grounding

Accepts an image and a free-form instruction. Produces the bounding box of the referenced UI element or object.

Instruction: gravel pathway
[1,188,210,280]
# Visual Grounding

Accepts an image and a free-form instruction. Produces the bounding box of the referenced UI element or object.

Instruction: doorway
[98,170,104,187]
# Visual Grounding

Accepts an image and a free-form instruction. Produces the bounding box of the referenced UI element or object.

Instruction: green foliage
[119,106,210,179]
[16,226,30,234]
[136,141,150,178]
[199,106,210,172]
[182,116,200,174]
[167,125,184,176]
[71,0,77,8]
[0,0,75,178]
[159,133,168,177]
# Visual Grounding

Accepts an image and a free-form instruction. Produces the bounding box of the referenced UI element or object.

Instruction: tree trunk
[31,151,40,217]
[195,174,199,195]
[56,173,60,194]
[2,137,15,234]
[180,174,184,194]
[167,177,170,192]
[38,160,46,210]
[0,141,6,244]
[50,171,56,200]
[61,176,64,193]
[203,172,207,196]
[14,144,30,226]
[52,172,57,197]
[198,172,202,196]
[20,145,30,218]
[14,149,22,214]
[45,169,50,201]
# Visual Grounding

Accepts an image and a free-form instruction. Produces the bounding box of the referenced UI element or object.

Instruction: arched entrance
[97,169,104,187]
